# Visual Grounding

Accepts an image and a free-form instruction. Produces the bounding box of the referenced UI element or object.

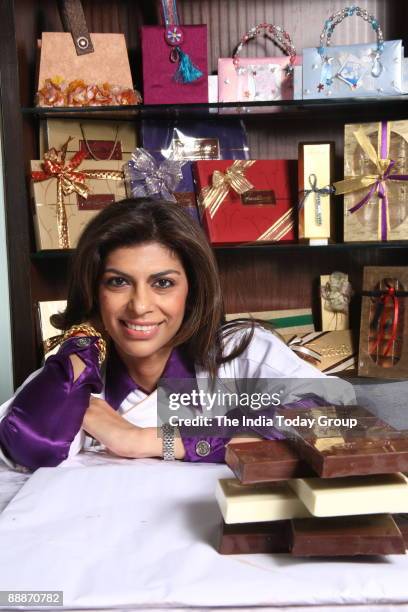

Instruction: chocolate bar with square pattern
[225,440,315,484]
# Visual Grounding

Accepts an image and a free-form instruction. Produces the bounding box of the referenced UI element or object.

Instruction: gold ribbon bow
[200,160,255,218]
[333,123,394,240]
[334,125,391,194]
[32,138,124,248]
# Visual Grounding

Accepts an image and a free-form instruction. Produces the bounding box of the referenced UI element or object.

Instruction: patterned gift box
[298,142,334,243]
[335,120,408,242]
[358,266,408,379]
[31,150,125,251]
[282,330,357,374]
[194,159,297,245]
[225,308,314,335]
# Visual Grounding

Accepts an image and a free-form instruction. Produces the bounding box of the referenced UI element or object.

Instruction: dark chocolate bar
[290,514,406,557]
[225,440,315,484]
[282,405,406,478]
[218,518,291,555]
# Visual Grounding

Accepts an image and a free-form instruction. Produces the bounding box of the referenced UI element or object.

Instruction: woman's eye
[154,278,174,289]
[106,276,129,288]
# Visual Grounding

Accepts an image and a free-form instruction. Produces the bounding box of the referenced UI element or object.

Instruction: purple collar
[105,344,196,410]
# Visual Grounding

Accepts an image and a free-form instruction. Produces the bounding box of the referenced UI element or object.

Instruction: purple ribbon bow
[124,148,185,202]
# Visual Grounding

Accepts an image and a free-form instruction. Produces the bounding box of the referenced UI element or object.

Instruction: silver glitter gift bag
[303,6,403,100]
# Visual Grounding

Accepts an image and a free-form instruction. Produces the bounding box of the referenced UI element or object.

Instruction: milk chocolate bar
[290,514,406,556]
[225,440,315,484]
[218,519,291,555]
[282,405,403,478]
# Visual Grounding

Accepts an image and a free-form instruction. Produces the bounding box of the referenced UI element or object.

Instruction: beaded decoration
[317,6,385,93]
[233,23,297,77]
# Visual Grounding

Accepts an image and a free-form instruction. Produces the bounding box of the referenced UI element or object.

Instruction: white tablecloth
[0,452,408,610]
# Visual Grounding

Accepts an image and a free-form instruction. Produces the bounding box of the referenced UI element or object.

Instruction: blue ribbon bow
[299,173,335,226]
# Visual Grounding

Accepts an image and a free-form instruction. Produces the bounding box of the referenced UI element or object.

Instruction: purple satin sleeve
[180,397,327,463]
[0,337,103,471]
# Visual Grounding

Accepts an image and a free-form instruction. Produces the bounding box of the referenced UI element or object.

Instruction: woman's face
[98,242,189,363]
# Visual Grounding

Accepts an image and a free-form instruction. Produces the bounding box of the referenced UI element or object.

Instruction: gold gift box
[225,308,315,335]
[298,142,334,243]
[341,121,408,242]
[31,160,126,251]
[320,274,350,331]
[358,266,408,379]
[282,330,357,374]
[41,119,138,161]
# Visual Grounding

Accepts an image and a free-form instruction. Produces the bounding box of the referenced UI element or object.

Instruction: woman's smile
[99,242,189,366]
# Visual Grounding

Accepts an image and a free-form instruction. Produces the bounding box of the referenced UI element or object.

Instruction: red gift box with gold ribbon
[193,160,297,245]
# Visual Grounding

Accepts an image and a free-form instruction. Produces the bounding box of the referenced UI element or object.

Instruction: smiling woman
[0,199,355,471]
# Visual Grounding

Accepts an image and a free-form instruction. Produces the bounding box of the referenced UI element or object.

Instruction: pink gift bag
[141,23,208,104]
[218,23,301,103]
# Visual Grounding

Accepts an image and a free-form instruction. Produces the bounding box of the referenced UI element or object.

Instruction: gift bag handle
[58,0,94,56]
[318,6,384,60]
[233,23,297,73]
[158,0,180,26]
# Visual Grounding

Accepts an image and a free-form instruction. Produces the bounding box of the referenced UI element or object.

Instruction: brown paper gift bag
[43,119,138,161]
[38,32,133,90]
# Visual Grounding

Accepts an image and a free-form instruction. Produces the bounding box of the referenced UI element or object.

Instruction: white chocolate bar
[288,473,408,517]
[215,478,310,524]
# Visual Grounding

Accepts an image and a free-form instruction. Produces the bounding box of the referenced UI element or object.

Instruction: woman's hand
[82,397,143,457]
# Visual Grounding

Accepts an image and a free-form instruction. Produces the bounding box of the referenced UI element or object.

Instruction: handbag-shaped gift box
[303,6,403,100]
[141,0,207,104]
[218,23,301,103]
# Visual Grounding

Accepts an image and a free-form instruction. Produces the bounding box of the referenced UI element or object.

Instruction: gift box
[320,273,351,332]
[225,308,314,335]
[43,119,138,161]
[282,330,357,374]
[358,266,408,379]
[194,160,297,245]
[141,120,249,222]
[298,142,334,243]
[36,32,140,106]
[141,25,208,104]
[335,121,408,242]
[124,148,185,204]
[31,153,125,251]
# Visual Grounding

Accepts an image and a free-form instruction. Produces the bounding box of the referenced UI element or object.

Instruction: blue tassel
[174,47,203,83]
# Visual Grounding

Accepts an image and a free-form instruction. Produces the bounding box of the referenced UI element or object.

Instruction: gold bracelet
[62,324,107,367]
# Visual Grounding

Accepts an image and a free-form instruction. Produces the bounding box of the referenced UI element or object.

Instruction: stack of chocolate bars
[217,406,408,557]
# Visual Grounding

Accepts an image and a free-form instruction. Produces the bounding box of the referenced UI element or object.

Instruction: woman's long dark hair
[51,198,263,377]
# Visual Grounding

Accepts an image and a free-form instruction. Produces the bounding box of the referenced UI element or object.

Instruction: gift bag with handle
[142,0,208,104]
[303,5,403,99]
[218,23,301,103]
